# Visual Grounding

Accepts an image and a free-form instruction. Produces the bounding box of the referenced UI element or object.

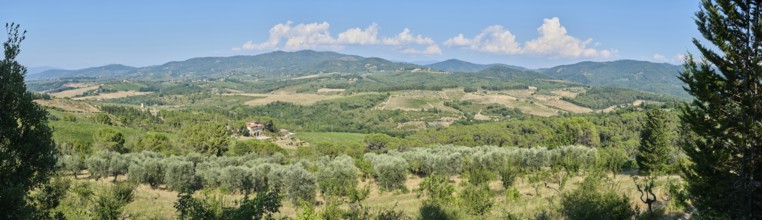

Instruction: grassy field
[293,132,367,146]
[49,119,172,145]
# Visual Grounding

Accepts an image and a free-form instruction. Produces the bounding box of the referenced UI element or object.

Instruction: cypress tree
[637,108,672,174]
[0,23,58,218]
[679,0,761,218]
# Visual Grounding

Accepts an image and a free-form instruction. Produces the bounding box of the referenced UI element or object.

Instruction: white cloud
[673,54,686,63]
[336,23,380,45]
[401,44,442,55]
[652,53,667,61]
[444,17,615,58]
[233,21,334,50]
[236,22,439,55]
[443,34,472,46]
[382,28,434,45]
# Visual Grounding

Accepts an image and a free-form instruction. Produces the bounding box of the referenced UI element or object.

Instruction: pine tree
[0,23,58,218]
[636,108,672,174]
[679,0,761,218]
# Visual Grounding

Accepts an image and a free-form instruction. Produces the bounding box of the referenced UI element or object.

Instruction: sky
[2,1,702,70]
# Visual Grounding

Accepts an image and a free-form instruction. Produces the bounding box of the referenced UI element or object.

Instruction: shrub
[91,183,136,220]
[416,174,455,205]
[560,175,635,220]
[458,183,493,216]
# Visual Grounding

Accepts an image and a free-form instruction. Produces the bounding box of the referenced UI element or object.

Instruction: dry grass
[239,93,345,106]
[550,88,583,98]
[531,95,593,114]
[49,85,100,98]
[73,91,152,100]
[461,92,559,117]
[35,99,100,113]
[317,88,346,93]
[61,173,686,219]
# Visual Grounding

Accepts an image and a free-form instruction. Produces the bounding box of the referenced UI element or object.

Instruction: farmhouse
[246,121,265,137]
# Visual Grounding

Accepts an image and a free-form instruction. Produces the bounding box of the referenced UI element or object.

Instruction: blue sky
[2,1,701,69]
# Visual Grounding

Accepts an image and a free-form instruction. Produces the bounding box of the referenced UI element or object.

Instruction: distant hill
[427,59,526,73]
[539,60,687,97]
[28,50,424,81]
[27,64,137,81]
[26,66,59,75]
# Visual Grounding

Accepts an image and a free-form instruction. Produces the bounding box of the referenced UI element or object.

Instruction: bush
[458,183,493,216]
[419,202,459,220]
[560,175,635,220]
[416,174,455,205]
[91,183,136,220]
[165,160,199,193]
[284,165,317,205]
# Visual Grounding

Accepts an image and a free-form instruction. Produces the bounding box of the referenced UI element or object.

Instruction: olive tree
[317,155,358,197]
[283,165,317,205]
[364,153,408,192]
[165,160,199,193]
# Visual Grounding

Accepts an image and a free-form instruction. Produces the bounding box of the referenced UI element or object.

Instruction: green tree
[134,133,173,154]
[678,0,762,218]
[94,128,127,153]
[178,122,229,156]
[0,23,58,219]
[637,108,672,174]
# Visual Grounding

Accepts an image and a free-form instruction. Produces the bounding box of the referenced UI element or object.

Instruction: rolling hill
[427,59,526,73]
[539,60,687,97]
[27,64,137,81]
[27,50,422,81]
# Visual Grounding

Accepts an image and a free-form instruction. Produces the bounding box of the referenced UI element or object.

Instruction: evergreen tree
[636,108,672,174]
[0,23,58,219]
[679,0,761,218]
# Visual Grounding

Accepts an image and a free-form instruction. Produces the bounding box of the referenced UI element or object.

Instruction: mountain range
[27,50,687,97]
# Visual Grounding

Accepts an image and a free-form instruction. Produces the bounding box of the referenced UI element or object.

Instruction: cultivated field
[49,85,100,98]
[240,93,345,106]
[35,99,100,113]
[73,91,152,100]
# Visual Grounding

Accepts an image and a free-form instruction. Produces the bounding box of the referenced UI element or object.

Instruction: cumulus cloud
[443,34,472,46]
[382,28,434,45]
[401,44,443,55]
[444,17,615,58]
[336,23,380,45]
[235,21,439,55]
